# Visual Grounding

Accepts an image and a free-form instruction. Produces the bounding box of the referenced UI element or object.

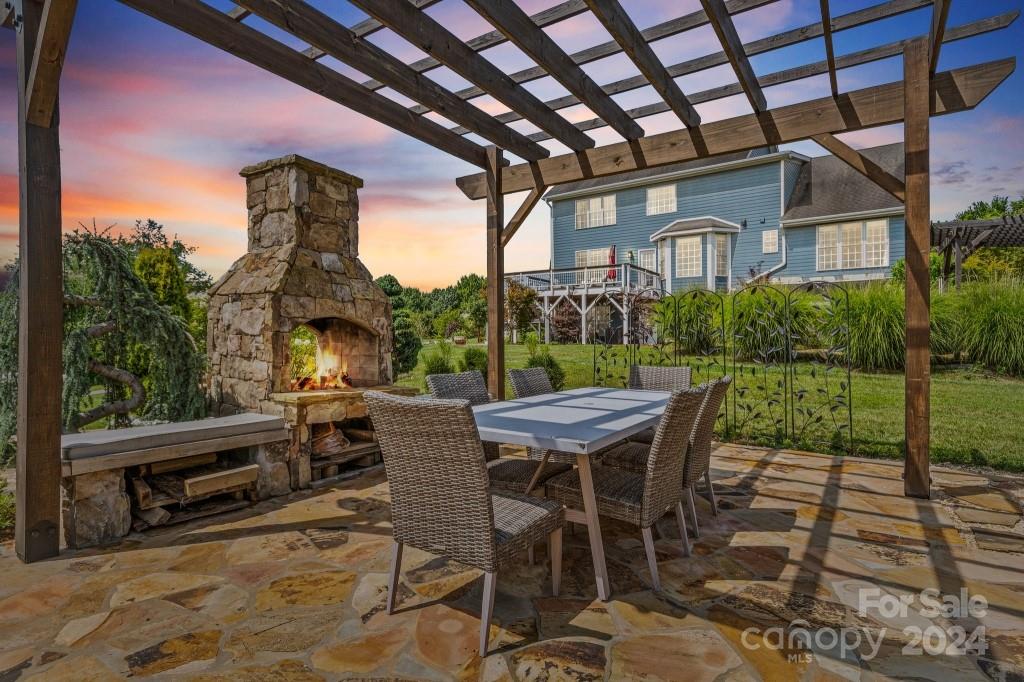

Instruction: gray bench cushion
[62,413,287,460]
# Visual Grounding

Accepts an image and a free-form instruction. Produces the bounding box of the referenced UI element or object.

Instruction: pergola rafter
[231,0,550,161]
[443,0,976,140]
[463,0,644,141]
[9,0,1018,561]
[350,0,595,152]
[584,0,701,129]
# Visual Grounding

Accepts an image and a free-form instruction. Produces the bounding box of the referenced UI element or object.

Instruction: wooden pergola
[932,215,1024,289]
[10,0,1016,562]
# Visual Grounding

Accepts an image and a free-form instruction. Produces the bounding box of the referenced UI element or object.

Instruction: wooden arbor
[10,0,1017,561]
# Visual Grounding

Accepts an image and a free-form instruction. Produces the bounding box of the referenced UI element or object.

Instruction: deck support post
[580,290,588,345]
[903,38,931,499]
[15,0,64,562]
[543,294,551,343]
[485,146,505,399]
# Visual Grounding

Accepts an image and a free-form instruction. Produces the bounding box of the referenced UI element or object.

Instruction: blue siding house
[506,144,906,342]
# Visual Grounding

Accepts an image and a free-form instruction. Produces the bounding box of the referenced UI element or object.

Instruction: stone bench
[61,414,291,548]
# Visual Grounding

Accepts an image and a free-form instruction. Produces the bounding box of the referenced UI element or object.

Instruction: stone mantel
[269,386,417,407]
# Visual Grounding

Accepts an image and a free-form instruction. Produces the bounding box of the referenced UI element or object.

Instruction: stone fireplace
[207,154,394,412]
[207,155,413,489]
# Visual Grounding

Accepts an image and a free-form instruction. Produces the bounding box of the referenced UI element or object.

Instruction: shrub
[729,287,820,362]
[658,292,723,355]
[432,308,463,339]
[956,278,1024,375]
[525,350,565,391]
[524,331,540,358]
[0,477,12,538]
[392,311,423,376]
[422,340,454,386]
[459,346,489,381]
[837,282,905,370]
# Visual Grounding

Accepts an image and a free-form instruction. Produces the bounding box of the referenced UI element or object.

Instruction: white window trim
[645,184,677,216]
[816,219,890,272]
[762,229,779,254]
[675,236,702,279]
[575,194,616,229]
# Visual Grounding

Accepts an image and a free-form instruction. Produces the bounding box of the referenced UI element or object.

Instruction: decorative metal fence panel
[591,282,853,454]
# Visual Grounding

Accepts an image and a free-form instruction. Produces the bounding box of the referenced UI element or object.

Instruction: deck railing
[505,264,663,292]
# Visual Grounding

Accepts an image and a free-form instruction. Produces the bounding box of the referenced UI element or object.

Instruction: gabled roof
[544,147,779,200]
[649,217,741,241]
[782,142,905,225]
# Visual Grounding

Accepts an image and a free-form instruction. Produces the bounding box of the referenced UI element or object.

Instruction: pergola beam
[457,58,1015,198]
[811,133,905,201]
[349,0,594,152]
[929,0,950,75]
[464,0,644,140]
[25,0,77,127]
[699,0,768,112]
[118,0,489,168]
[502,186,547,247]
[820,0,839,97]
[232,0,548,162]
[584,0,701,128]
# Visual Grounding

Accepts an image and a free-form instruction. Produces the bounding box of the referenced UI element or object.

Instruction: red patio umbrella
[607,244,617,281]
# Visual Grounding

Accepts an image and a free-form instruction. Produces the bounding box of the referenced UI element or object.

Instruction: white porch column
[543,294,551,343]
[581,290,588,344]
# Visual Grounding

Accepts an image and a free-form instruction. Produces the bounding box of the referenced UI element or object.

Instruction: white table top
[472,387,671,454]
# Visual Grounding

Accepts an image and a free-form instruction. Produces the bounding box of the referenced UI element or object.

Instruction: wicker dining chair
[507,367,577,465]
[545,387,706,591]
[427,370,572,495]
[366,391,564,656]
[627,365,693,444]
[602,376,732,543]
[425,371,498,461]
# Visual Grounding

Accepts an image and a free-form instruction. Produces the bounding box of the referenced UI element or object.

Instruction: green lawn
[397,341,1024,472]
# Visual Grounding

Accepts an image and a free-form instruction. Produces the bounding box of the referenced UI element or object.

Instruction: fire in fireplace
[288,317,380,391]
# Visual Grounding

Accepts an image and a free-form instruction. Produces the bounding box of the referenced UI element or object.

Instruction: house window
[817,225,839,271]
[817,219,890,271]
[865,219,889,267]
[576,247,611,283]
[675,236,702,278]
[645,184,676,215]
[575,194,616,229]
[715,234,729,277]
[762,229,778,254]
[840,223,863,269]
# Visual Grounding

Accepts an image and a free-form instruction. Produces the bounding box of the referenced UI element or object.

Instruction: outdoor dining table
[472,386,672,601]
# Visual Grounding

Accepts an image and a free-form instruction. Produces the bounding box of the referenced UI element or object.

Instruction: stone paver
[1,444,1022,680]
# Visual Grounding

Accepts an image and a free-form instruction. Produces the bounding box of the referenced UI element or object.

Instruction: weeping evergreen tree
[0,228,206,461]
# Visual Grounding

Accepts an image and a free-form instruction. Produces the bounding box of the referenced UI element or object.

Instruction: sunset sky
[0,0,1022,290]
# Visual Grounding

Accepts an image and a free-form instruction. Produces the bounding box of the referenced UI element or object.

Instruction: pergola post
[903,37,931,499]
[15,0,65,562]
[485,146,505,399]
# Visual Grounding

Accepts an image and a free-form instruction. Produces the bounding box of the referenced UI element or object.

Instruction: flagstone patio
[1,444,1022,681]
